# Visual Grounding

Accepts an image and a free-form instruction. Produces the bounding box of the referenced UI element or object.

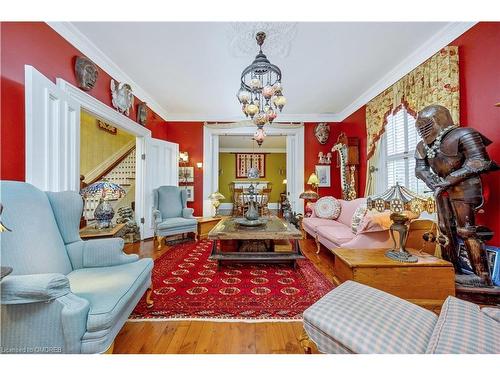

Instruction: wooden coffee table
[332,248,456,311]
[208,216,304,268]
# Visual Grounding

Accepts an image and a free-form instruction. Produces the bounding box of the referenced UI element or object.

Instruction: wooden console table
[208,216,304,268]
[332,248,455,311]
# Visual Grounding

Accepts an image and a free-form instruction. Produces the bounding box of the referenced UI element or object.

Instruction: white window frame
[377,107,424,195]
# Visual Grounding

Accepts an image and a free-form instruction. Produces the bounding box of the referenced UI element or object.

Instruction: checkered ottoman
[303,280,500,354]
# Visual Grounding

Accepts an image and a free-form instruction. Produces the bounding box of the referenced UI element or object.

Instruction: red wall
[0,22,168,181]
[164,122,204,215]
[303,108,367,201]
[450,22,500,245]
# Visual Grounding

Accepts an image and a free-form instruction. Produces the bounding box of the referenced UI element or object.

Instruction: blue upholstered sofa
[0,181,153,354]
[153,186,198,249]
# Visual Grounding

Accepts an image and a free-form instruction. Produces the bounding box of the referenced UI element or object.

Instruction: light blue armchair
[153,186,198,249]
[0,181,153,354]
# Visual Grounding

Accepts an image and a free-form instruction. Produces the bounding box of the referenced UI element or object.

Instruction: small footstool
[303,280,500,354]
[303,280,439,354]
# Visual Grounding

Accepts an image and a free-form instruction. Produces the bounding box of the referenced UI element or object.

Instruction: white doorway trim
[203,121,304,217]
[56,78,152,239]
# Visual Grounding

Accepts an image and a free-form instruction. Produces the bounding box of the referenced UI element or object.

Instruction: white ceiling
[63,22,471,122]
[219,135,286,152]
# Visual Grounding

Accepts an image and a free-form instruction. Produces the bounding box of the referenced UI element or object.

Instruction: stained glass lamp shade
[80,180,126,229]
[367,182,435,263]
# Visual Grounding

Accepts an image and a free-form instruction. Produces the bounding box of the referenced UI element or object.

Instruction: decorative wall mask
[111,79,134,116]
[75,56,98,91]
[314,123,330,144]
[137,102,148,125]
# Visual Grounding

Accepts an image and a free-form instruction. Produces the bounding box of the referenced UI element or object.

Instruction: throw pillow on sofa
[314,196,341,219]
[351,203,368,234]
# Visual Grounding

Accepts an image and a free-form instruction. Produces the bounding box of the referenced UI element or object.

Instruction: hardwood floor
[115,237,335,354]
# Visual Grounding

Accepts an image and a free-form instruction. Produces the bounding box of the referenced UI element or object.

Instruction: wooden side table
[197,217,222,239]
[332,248,455,311]
[79,223,127,240]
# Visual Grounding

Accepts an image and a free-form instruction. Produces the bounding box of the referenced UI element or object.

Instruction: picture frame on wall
[179,166,194,183]
[315,165,331,187]
[185,186,194,202]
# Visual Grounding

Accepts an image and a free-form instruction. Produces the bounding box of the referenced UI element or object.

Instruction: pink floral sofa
[302,198,393,253]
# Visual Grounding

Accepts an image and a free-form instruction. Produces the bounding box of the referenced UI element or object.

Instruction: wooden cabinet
[332,248,455,311]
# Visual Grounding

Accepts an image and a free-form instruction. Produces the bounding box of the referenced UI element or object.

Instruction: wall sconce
[196,162,203,169]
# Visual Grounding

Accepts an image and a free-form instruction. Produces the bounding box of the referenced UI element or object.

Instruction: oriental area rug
[130,240,334,321]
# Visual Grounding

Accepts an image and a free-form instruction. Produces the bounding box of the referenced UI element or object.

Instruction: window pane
[407,112,420,154]
[387,159,406,187]
[386,110,406,156]
[408,157,429,195]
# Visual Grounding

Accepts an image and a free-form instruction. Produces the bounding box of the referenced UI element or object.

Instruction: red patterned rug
[131,240,334,321]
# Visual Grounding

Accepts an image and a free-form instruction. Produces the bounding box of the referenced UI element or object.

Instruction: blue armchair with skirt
[0,181,153,354]
[153,186,198,249]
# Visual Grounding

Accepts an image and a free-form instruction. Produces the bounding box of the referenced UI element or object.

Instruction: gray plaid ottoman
[303,280,500,354]
[303,280,438,353]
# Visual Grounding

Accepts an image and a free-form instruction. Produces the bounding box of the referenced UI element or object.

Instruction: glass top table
[207,216,304,268]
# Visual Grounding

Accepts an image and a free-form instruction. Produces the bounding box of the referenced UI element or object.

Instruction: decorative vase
[94,198,115,229]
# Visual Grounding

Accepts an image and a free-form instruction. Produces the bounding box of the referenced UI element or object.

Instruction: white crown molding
[335,21,477,121]
[47,22,170,121]
[168,113,343,123]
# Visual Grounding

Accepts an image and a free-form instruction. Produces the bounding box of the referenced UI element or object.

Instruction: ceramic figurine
[111,79,134,115]
[137,102,148,125]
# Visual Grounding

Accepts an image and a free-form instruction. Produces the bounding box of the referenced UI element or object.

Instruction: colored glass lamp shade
[80,180,126,229]
[208,192,225,217]
[367,182,435,263]
[299,189,320,218]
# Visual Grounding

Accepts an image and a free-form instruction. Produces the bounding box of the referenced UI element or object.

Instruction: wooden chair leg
[315,235,321,254]
[156,235,164,250]
[104,341,115,354]
[146,284,154,308]
[299,328,314,354]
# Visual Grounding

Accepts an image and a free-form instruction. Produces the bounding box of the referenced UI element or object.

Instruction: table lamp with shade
[300,173,320,217]
[208,192,225,217]
[80,180,126,229]
[366,182,435,263]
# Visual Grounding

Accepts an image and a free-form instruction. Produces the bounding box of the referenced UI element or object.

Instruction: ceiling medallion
[237,31,287,147]
[228,23,298,58]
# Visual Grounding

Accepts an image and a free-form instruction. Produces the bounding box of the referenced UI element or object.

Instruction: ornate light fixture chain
[237,31,287,147]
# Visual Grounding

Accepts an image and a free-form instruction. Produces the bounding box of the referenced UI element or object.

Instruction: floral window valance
[365,46,460,159]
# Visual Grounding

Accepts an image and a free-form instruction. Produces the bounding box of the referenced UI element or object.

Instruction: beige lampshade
[307,173,319,186]
[208,192,225,200]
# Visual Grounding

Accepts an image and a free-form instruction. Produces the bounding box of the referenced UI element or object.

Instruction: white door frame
[56,78,152,239]
[203,121,304,217]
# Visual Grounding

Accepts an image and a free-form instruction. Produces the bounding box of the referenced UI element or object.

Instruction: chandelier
[237,31,287,146]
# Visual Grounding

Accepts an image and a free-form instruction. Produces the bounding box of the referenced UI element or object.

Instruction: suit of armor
[414,105,498,286]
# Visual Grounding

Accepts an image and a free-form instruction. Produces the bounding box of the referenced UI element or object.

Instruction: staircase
[82,147,136,224]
